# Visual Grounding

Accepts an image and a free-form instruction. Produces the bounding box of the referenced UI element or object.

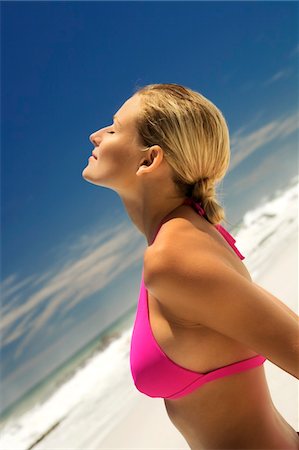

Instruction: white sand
[99,230,298,449]
[254,230,298,431]
[99,395,189,449]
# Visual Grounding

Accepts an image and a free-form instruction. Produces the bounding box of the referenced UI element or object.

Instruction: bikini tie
[182,197,245,260]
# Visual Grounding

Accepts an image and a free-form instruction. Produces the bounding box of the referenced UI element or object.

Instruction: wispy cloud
[229,109,299,172]
[289,43,299,58]
[240,65,294,92]
[230,143,291,194]
[1,220,146,358]
[263,68,293,86]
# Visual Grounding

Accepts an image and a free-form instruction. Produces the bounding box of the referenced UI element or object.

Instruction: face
[82,94,150,193]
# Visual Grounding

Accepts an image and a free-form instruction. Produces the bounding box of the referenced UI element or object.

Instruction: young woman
[82,83,299,449]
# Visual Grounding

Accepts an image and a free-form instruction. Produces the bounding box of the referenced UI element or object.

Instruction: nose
[89,129,102,146]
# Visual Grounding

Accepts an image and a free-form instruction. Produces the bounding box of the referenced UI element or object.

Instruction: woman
[83,83,299,449]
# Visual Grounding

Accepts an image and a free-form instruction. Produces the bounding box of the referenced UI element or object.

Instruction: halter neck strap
[182,197,245,259]
[150,198,205,245]
[150,197,245,260]
[182,197,206,217]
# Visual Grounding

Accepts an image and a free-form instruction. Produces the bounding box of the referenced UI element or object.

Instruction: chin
[81,168,104,188]
[81,166,93,181]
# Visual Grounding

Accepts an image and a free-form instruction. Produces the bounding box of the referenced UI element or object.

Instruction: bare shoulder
[144,214,230,286]
[143,219,299,379]
[144,217,298,326]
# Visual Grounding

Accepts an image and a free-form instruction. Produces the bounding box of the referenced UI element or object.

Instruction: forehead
[115,94,142,126]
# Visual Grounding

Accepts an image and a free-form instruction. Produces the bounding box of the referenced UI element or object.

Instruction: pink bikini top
[130,198,266,400]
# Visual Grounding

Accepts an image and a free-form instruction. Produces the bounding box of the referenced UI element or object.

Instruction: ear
[136,145,164,177]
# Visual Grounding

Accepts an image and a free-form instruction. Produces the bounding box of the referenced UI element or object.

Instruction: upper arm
[144,241,299,378]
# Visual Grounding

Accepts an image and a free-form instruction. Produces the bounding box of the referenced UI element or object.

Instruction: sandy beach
[99,227,298,449]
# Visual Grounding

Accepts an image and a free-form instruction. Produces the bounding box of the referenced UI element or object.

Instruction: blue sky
[1,1,298,412]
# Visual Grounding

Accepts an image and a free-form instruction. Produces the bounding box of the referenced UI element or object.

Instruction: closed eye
[107,131,115,134]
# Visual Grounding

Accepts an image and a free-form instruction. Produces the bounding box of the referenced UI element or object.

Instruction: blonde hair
[133,83,231,225]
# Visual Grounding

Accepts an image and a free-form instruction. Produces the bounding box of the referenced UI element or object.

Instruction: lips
[92,151,98,160]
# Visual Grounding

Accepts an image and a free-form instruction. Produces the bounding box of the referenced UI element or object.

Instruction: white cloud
[0,220,146,358]
[289,43,299,58]
[229,109,299,172]
[240,66,294,92]
[263,68,293,86]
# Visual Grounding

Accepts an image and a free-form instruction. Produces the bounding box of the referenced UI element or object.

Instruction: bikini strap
[182,197,245,260]
[215,223,245,260]
[182,197,205,216]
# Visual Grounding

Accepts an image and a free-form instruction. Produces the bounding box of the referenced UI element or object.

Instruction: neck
[118,190,186,246]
